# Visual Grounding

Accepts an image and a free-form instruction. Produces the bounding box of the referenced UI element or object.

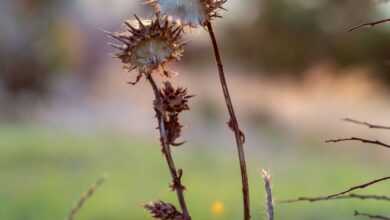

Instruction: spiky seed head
[154,81,193,146]
[145,201,184,220]
[108,16,185,84]
[160,81,193,114]
[146,0,227,27]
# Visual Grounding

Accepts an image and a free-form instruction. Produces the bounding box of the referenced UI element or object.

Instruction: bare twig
[326,137,390,149]
[281,193,390,203]
[206,20,251,220]
[354,211,390,220]
[343,118,390,130]
[68,177,106,220]
[349,18,390,32]
[280,176,390,204]
[146,74,191,220]
[262,170,274,220]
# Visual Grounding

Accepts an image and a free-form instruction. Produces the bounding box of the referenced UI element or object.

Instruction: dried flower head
[145,201,184,220]
[154,81,193,146]
[160,81,193,113]
[145,0,227,27]
[108,16,185,84]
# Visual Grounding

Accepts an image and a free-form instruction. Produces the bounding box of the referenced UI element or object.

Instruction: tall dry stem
[206,20,251,220]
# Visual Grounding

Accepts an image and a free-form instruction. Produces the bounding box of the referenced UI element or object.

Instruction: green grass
[0,125,389,220]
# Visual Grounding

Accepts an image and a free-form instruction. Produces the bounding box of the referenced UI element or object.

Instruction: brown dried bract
[145,201,184,220]
[155,81,193,146]
[107,16,185,84]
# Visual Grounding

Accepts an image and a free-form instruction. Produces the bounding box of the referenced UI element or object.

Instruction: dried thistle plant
[107,16,184,84]
[108,14,192,220]
[145,1,251,219]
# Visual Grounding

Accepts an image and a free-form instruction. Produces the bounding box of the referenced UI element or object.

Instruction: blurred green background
[1,0,390,219]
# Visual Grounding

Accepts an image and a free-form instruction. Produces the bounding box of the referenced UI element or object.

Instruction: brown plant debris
[145,201,185,220]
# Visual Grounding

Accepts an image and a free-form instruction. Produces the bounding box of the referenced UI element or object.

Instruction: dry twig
[343,118,390,130]
[281,193,390,203]
[354,210,390,220]
[281,176,390,204]
[349,18,390,32]
[326,137,390,149]
[206,20,251,220]
[68,177,106,220]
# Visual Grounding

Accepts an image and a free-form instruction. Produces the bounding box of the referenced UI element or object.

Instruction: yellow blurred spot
[211,201,224,216]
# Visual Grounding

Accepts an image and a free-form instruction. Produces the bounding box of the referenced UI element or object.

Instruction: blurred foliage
[1,126,390,220]
[0,0,70,96]
[224,0,390,81]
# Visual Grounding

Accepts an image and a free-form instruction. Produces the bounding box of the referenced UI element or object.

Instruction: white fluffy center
[158,0,207,26]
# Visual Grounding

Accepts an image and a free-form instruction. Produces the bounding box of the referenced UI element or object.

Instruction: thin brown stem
[281,176,390,204]
[349,18,390,32]
[343,118,390,130]
[280,193,390,203]
[146,74,191,220]
[354,211,390,220]
[206,21,251,220]
[326,137,390,149]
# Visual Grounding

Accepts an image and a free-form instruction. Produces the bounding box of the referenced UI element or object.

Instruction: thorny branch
[206,20,251,220]
[354,211,390,220]
[343,118,390,130]
[326,137,390,149]
[281,193,390,203]
[146,74,191,220]
[281,176,390,204]
[349,18,390,32]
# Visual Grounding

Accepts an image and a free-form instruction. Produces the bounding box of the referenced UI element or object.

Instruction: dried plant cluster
[155,82,193,146]
[107,0,255,219]
[283,118,390,219]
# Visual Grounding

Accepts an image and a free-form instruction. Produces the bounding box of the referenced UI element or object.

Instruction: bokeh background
[1,0,390,219]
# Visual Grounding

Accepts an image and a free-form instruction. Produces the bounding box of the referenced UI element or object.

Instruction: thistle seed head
[145,0,227,27]
[154,82,193,146]
[160,81,193,114]
[108,16,185,84]
[145,201,184,220]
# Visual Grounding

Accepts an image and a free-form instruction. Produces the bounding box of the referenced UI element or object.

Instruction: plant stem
[206,21,251,220]
[146,74,191,220]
